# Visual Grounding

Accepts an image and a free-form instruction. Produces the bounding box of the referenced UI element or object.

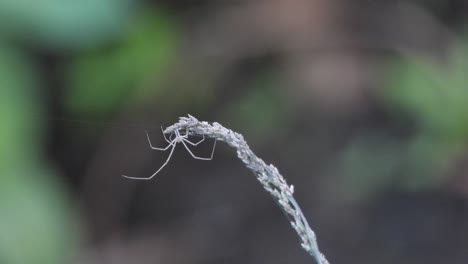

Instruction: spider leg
[181,137,216,160]
[161,126,171,144]
[183,134,205,146]
[169,132,176,141]
[122,141,177,180]
[146,130,174,151]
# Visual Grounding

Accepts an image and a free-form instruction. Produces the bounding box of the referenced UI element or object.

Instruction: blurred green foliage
[0,0,135,49]
[339,39,468,199]
[0,43,76,264]
[383,41,468,178]
[0,0,149,263]
[384,51,468,142]
[65,10,179,115]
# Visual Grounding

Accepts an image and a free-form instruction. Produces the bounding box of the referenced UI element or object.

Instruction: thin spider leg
[169,132,176,141]
[146,131,174,151]
[161,126,171,144]
[208,139,216,159]
[183,134,205,146]
[122,141,177,180]
[181,137,216,160]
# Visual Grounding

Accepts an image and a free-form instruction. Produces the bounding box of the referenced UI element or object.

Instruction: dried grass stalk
[164,115,329,264]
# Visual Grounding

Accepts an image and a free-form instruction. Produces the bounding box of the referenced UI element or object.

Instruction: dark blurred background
[2,0,468,263]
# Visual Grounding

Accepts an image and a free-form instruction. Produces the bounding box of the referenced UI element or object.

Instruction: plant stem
[164,115,329,264]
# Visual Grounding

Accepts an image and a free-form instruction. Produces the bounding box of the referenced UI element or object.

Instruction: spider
[122,127,216,180]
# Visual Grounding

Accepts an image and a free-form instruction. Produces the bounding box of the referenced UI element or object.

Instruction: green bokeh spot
[66,10,179,116]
